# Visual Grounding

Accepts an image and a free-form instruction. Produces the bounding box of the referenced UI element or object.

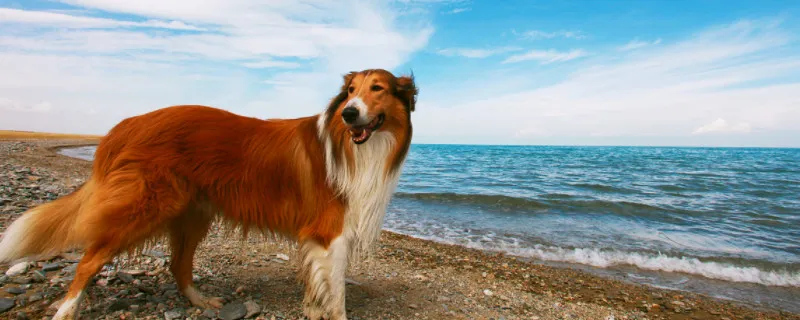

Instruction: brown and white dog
[0,68,417,320]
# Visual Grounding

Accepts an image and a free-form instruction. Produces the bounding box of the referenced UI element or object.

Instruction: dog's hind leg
[53,168,191,319]
[52,245,116,320]
[168,206,224,309]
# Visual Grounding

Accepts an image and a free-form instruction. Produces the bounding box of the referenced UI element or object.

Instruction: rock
[235,286,246,294]
[61,264,78,274]
[5,287,25,295]
[219,302,247,320]
[122,269,147,276]
[32,270,46,282]
[15,311,28,320]
[144,250,167,258]
[408,303,419,309]
[437,296,451,302]
[483,289,493,297]
[202,309,217,318]
[164,309,183,320]
[28,293,43,303]
[244,300,261,318]
[41,262,62,272]
[5,262,29,277]
[108,299,131,313]
[117,272,135,283]
[275,253,290,261]
[0,298,15,313]
[0,275,8,285]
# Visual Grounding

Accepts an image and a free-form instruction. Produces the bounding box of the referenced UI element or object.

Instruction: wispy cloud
[513,29,586,40]
[692,118,752,135]
[0,8,205,30]
[0,0,436,134]
[415,19,800,146]
[444,7,471,14]
[618,38,662,51]
[437,46,520,58]
[502,49,588,64]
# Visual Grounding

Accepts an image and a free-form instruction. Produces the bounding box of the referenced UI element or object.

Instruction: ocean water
[59,144,800,311]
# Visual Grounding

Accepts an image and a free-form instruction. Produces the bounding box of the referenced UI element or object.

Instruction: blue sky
[1,0,799,147]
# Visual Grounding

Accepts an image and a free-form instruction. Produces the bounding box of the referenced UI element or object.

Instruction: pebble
[117,271,135,283]
[244,300,261,318]
[41,262,62,272]
[275,253,290,261]
[219,302,247,320]
[5,287,25,295]
[61,264,78,274]
[164,309,183,320]
[108,299,131,312]
[28,294,43,303]
[15,311,28,320]
[483,289,493,297]
[0,298,15,313]
[5,262,29,277]
[32,270,47,282]
[202,309,217,318]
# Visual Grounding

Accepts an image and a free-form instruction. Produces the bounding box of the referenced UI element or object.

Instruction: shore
[0,138,797,320]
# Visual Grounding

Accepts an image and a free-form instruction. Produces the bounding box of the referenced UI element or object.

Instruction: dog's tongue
[349,127,371,142]
[349,127,364,137]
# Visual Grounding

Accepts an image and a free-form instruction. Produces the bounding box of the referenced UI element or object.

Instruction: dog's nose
[341,107,359,124]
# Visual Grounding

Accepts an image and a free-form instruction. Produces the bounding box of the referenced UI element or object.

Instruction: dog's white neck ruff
[316,113,404,263]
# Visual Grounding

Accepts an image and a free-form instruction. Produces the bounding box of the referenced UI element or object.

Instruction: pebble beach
[1,138,798,320]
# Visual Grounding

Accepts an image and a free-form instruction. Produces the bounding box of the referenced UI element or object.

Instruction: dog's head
[325,69,417,145]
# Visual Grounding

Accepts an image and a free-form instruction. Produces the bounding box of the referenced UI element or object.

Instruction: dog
[0,68,417,320]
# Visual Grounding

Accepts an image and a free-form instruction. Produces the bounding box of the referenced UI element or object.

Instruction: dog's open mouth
[348,114,385,144]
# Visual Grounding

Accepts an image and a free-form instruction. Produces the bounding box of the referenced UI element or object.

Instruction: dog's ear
[339,71,358,93]
[395,73,418,112]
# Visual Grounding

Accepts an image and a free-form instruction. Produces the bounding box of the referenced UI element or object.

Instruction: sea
[59,144,800,312]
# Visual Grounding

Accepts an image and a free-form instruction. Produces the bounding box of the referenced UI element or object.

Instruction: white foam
[385,226,800,287]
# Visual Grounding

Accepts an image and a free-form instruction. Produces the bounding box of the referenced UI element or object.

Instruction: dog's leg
[299,235,349,320]
[53,246,115,320]
[169,208,223,309]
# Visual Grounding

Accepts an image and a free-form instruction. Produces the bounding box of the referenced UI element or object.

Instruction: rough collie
[0,68,417,320]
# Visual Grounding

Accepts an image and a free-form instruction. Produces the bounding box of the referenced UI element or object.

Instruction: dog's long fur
[0,68,417,320]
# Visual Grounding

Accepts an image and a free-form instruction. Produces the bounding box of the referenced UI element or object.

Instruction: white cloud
[618,38,662,51]
[242,60,303,69]
[692,118,752,135]
[0,8,205,30]
[0,0,435,134]
[414,19,800,147]
[513,29,586,40]
[502,49,588,64]
[444,7,470,14]
[436,46,520,58]
[0,98,53,113]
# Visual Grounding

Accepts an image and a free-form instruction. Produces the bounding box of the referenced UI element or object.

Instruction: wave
[393,192,670,216]
[389,230,800,287]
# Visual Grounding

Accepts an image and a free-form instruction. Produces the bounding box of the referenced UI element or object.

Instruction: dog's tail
[0,179,94,264]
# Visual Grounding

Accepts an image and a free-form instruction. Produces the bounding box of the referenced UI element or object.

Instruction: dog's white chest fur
[317,117,404,261]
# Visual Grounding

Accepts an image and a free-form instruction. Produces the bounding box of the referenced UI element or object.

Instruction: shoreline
[1,139,798,319]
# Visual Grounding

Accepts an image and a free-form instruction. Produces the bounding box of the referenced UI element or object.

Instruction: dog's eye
[370,85,384,92]
[348,86,355,94]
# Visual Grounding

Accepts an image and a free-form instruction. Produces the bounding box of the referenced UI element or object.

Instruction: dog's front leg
[299,235,348,320]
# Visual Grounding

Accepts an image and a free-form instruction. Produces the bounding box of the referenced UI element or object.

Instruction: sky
[1,0,799,147]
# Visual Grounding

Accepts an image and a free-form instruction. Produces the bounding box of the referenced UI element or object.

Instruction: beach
[1,137,798,320]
